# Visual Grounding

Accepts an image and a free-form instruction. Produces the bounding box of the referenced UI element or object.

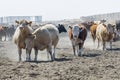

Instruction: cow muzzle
[73,35,78,39]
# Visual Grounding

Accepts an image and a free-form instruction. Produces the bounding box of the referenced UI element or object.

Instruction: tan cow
[96,23,115,50]
[13,20,33,61]
[90,20,106,42]
[25,24,59,61]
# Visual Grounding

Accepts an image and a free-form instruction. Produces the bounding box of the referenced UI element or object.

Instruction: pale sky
[0,0,120,21]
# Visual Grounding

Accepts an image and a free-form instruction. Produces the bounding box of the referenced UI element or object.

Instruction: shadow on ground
[107,48,120,51]
[82,53,101,57]
[26,57,72,63]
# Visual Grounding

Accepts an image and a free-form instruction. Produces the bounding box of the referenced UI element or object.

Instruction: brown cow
[13,20,33,61]
[68,24,87,56]
[90,23,98,42]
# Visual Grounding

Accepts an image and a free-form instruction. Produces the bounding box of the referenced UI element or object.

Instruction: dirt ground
[0,32,120,80]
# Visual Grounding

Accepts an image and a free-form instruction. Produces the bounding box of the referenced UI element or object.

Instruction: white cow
[25,24,59,61]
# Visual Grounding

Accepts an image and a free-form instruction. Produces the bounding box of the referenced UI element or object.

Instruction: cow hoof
[26,60,29,62]
[19,59,22,62]
[34,60,37,62]
[78,53,82,57]
[74,54,77,56]
[34,59,37,62]
[18,60,22,62]
[51,59,54,62]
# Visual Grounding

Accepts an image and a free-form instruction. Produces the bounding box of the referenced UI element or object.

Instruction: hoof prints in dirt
[0,34,120,80]
[0,49,120,80]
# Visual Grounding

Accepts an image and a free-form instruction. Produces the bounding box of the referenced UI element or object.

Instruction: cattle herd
[0,19,120,62]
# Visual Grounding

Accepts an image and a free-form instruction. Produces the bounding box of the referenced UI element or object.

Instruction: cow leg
[49,50,54,61]
[47,49,54,61]
[78,43,83,57]
[51,45,56,60]
[91,33,96,42]
[28,50,31,61]
[102,41,106,50]
[18,48,22,61]
[4,31,7,41]
[47,45,54,61]
[72,45,76,56]
[78,48,83,57]
[110,40,112,50]
[77,45,79,56]
[77,45,82,56]
[34,48,38,62]
[71,40,76,56]
[26,50,29,61]
[26,49,31,61]
[97,39,100,49]
[53,39,58,60]
[53,46,56,60]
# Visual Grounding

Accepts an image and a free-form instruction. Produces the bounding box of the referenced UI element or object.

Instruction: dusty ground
[0,32,120,80]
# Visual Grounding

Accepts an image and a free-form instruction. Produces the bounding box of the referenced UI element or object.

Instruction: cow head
[81,21,94,30]
[15,20,33,35]
[25,34,36,51]
[69,25,83,40]
[107,24,115,34]
[86,21,94,26]
[15,20,32,30]
[57,24,67,33]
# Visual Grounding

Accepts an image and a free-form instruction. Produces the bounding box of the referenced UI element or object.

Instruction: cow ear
[27,34,35,39]
[15,20,19,24]
[58,24,61,26]
[29,21,32,24]
[79,27,83,32]
[79,27,82,30]
[69,26,72,29]
[112,24,116,27]
[28,21,32,26]
[33,35,36,39]
[30,35,36,39]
